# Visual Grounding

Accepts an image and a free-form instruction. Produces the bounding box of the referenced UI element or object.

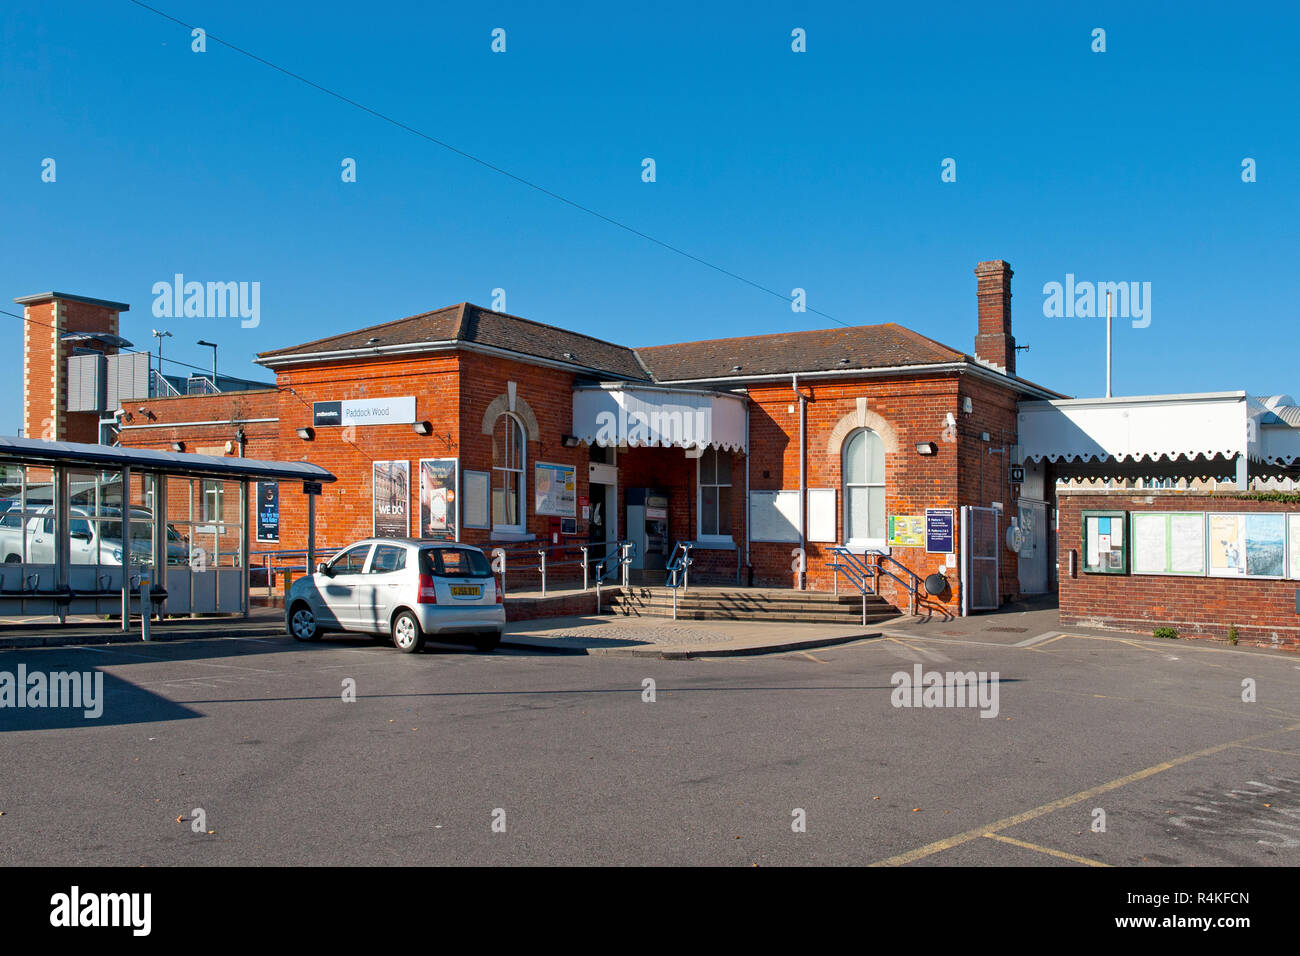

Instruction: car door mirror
[71,530,92,541]
[317,562,332,576]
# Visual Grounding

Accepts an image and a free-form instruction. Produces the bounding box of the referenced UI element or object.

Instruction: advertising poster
[1244,513,1286,577]
[887,515,925,547]
[255,481,279,542]
[419,459,458,540]
[1290,515,1300,580]
[534,461,577,516]
[372,460,410,538]
[1208,514,1246,576]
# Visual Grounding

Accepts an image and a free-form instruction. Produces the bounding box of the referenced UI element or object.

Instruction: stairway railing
[827,546,921,618]
[665,541,694,619]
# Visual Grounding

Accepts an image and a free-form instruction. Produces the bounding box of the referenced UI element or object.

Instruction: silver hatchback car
[285,539,505,652]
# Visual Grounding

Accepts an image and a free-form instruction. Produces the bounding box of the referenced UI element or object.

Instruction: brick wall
[22,296,122,445]
[1059,491,1300,649]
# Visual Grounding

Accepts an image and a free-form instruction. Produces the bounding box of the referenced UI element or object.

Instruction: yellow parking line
[869,721,1300,867]
[1232,744,1300,758]
[982,833,1111,867]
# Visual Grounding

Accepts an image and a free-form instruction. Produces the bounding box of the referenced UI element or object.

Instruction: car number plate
[450,586,481,598]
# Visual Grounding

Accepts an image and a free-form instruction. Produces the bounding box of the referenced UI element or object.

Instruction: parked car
[0,504,187,567]
[285,538,504,652]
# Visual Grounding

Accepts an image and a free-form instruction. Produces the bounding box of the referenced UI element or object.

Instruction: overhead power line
[122,0,852,329]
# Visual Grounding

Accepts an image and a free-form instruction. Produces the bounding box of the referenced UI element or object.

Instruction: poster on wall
[256,481,279,542]
[1289,514,1300,580]
[887,515,925,547]
[534,462,577,516]
[1082,512,1126,573]
[925,509,955,554]
[372,460,409,538]
[463,470,491,530]
[419,458,458,540]
[1207,514,1246,576]
[1131,512,1205,576]
[1245,513,1286,577]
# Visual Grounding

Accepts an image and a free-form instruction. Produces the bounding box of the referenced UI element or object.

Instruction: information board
[1082,510,1127,574]
[749,490,801,543]
[534,462,577,517]
[887,515,925,547]
[925,509,955,554]
[1131,512,1205,576]
[462,470,490,530]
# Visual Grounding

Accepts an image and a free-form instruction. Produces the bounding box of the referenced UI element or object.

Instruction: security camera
[112,408,126,420]
[138,407,147,414]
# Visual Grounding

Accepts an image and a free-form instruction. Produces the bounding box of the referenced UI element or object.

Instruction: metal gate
[1016,497,1049,595]
[961,505,1000,614]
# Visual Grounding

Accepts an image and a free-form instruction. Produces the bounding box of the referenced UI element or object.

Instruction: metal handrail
[827,545,921,616]
[665,541,694,620]
[593,540,635,614]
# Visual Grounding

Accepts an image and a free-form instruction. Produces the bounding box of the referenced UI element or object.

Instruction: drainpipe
[794,374,806,591]
[742,405,750,585]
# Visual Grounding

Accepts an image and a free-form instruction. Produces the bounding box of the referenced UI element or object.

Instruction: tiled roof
[632,323,970,381]
[256,306,1061,395]
[257,303,650,381]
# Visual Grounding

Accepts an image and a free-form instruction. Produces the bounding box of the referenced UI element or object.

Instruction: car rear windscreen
[420,548,493,578]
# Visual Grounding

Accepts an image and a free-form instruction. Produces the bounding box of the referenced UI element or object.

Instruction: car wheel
[4,554,19,563]
[474,631,501,652]
[289,603,321,642]
[392,611,425,654]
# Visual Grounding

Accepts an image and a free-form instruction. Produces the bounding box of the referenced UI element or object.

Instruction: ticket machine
[627,487,669,570]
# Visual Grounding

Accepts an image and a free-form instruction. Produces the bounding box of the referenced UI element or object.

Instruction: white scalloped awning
[1017,392,1253,463]
[572,385,747,451]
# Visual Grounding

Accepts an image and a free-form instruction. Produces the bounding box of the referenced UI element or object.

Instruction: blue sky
[2,0,1297,434]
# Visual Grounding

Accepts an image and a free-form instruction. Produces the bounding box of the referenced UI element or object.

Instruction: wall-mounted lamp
[915,442,937,456]
[296,427,315,441]
[561,434,580,448]
[962,397,974,414]
[980,431,991,442]
[171,441,185,452]
[412,421,433,436]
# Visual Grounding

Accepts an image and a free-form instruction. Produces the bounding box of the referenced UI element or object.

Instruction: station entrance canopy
[1016,391,1300,484]
[0,436,335,626]
[571,385,747,451]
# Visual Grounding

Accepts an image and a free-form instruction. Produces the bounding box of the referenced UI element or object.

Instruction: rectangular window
[698,448,733,540]
[202,481,223,523]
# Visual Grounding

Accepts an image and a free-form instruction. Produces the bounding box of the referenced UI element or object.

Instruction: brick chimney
[974,260,1015,376]
[14,292,130,443]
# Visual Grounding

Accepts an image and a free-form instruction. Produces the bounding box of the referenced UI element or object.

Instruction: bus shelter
[0,436,334,628]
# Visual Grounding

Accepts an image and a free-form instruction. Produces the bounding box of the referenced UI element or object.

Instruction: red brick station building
[16,260,1300,639]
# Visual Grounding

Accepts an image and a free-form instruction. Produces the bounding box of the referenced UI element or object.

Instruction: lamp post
[151,329,172,394]
[197,339,218,389]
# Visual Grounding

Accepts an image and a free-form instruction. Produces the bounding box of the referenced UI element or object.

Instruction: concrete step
[608,587,898,623]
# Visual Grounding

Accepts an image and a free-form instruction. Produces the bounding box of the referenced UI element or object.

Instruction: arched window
[843,428,884,545]
[492,413,526,533]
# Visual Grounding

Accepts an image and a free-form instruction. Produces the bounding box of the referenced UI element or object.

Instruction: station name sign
[312,396,416,428]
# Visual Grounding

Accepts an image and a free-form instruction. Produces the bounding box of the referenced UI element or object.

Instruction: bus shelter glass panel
[166,476,245,614]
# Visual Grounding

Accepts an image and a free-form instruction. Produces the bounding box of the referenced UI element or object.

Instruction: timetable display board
[1130,512,1205,576]
[1081,510,1127,574]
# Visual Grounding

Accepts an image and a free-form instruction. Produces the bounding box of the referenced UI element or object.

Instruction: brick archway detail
[481,393,540,442]
[827,399,899,457]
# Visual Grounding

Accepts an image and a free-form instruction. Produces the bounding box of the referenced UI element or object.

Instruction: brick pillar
[14,292,131,444]
[974,260,1016,376]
